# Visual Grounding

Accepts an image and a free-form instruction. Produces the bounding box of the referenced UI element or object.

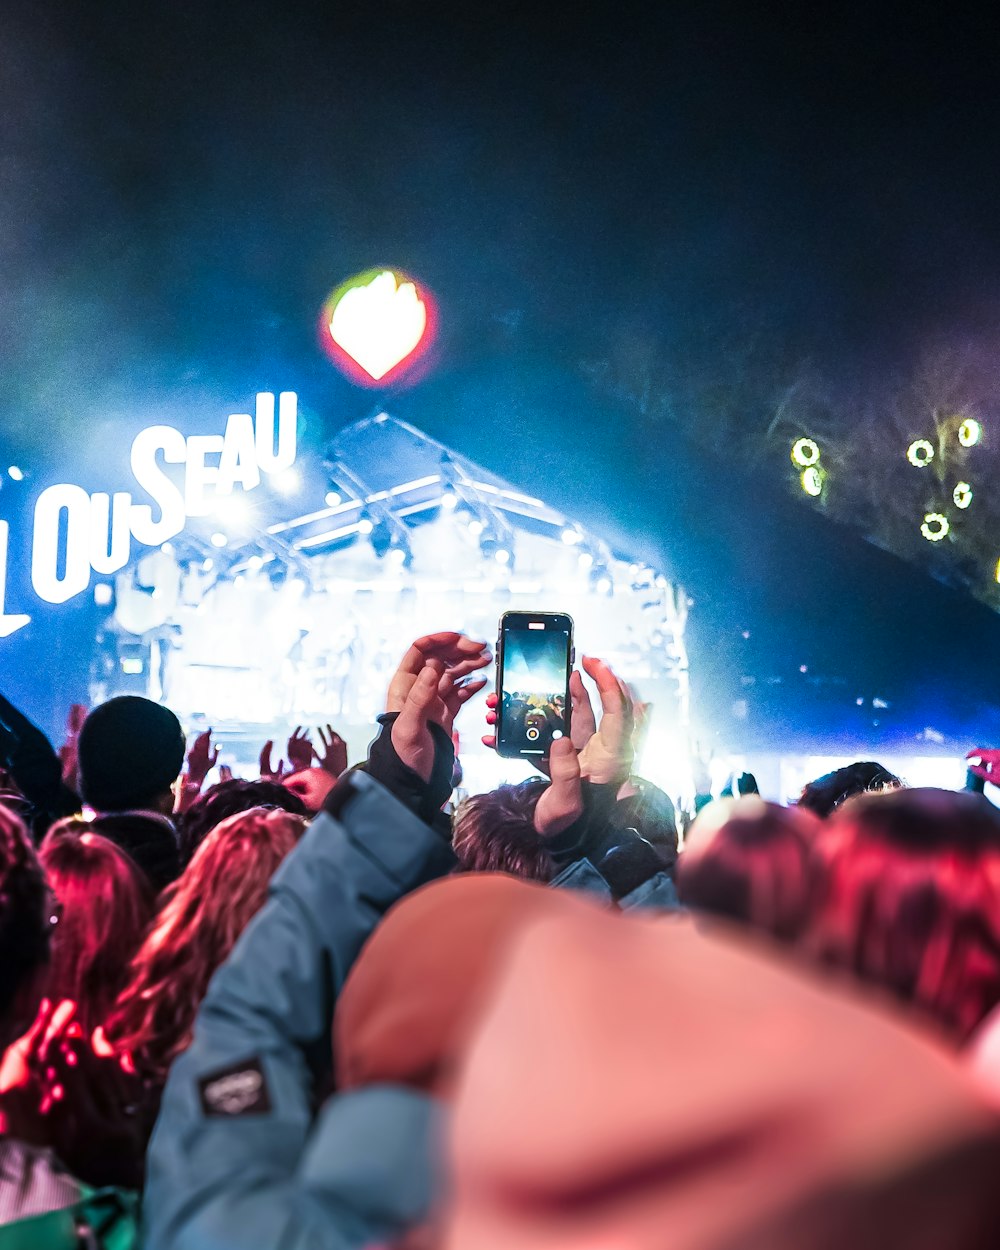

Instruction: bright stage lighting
[561,527,582,545]
[357,518,374,535]
[494,548,511,565]
[210,532,227,548]
[441,490,459,510]
[247,555,264,570]
[202,557,214,571]
[959,418,982,447]
[907,439,934,466]
[272,467,301,496]
[468,519,484,536]
[791,438,820,467]
[578,551,594,570]
[920,513,949,542]
[7,466,24,482]
[94,584,113,606]
[324,490,342,508]
[322,268,435,386]
[954,481,973,509]
[212,494,252,528]
[800,466,824,496]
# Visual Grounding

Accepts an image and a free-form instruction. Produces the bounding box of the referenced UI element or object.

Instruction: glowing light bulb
[210,532,227,548]
[561,527,581,545]
[801,466,824,496]
[7,466,24,482]
[578,552,594,570]
[954,481,973,509]
[920,513,949,542]
[327,270,428,382]
[325,491,342,508]
[907,439,934,467]
[441,490,458,510]
[272,467,301,496]
[357,518,374,535]
[791,438,820,467]
[468,519,484,536]
[959,418,982,447]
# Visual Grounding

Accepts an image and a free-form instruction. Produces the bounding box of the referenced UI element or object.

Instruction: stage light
[800,466,824,496]
[202,557,214,571]
[325,490,342,508]
[160,541,174,554]
[357,518,375,535]
[247,555,264,570]
[212,494,252,527]
[272,467,301,496]
[234,574,246,589]
[387,546,408,567]
[94,584,113,606]
[920,513,949,542]
[578,552,594,570]
[561,527,582,545]
[494,548,511,565]
[7,466,24,482]
[595,575,613,595]
[791,438,820,467]
[954,481,973,509]
[468,519,484,536]
[210,532,227,548]
[996,557,1000,585]
[959,418,982,447]
[907,439,934,467]
[441,490,459,510]
[322,268,434,385]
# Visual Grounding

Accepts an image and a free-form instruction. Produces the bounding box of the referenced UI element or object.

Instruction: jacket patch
[199,1058,273,1117]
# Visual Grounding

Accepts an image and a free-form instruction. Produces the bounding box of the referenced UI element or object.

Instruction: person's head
[677,797,823,942]
[0,802,51,1049]
[281,767,336,815]
[616,779,679,874]
[39,818,155,1031]
[104,805,307,1082]
[806,788,1000,1042]
[452,780,555,880]
[797,761,902,819]
[334,873,593,1097]
[178,778,308,865]
[78,696,186,815]
[85,810,182,895]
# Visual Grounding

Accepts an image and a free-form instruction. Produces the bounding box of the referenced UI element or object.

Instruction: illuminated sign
[2,393,297,622]
[321,269,435,386]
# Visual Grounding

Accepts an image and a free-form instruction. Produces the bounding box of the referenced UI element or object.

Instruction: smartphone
[495,611,574,758]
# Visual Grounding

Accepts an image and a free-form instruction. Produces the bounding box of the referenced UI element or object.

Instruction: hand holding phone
[492,612,574,759]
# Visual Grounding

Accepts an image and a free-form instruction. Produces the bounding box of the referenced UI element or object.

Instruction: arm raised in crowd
[144,633,488,1250]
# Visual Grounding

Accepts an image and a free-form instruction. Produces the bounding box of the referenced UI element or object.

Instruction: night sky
[5,1,1000,742]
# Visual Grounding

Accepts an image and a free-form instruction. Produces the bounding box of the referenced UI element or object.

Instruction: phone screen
[497,615,572,757]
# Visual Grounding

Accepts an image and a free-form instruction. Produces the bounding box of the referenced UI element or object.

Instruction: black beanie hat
[78,696,186,813]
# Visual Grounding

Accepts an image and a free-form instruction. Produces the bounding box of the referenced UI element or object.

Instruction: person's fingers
[482,733,497,749]
[485,691,498,709]
[581,655,632,718]
[547,734,582,782]
[486,710,497,725]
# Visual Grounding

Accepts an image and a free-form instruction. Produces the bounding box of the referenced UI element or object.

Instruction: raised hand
[286,726,315,774]
[57,702,88,787]
[533,737,585,837]
[386,631,491,715]
[186,729,220,788]
[259,740,287,781]
[391,659,488,783]
[967,748,1000,786]
[316,724,348,778]
[576,655,635,785]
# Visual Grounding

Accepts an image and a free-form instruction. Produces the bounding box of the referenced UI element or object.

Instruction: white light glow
[202,557,214,571]
[7,466,24,482]
[358,518,375,535]
[920,513,949,542]
[272,467,301,496]
[247,555,264,571]
[441,490,458,510]
[494,549,511,565]
[791,438,820,467]
[959,418,982,448]
[329,272,427,381]
[561,527,581,545]
[954,481,973,509]
[388,547,408,566]
[578,552,594,570]
[324,491,342,508]
[210,532,227,548]
[907,439,934,467]
[94,583,113,606]
[801,466,824,496]
[468,519,484,536]
[595,576,613,594]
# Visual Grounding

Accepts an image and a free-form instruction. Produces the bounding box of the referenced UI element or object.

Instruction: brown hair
[104,806,306,1082]
[452,781,555,881]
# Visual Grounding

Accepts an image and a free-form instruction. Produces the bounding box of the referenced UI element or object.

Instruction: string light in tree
[800,466,825,497]
[953,481,973,509]
[958,418,983,448]
[920,513,950,542]
[791,438,820,467]
[907,440,935,467]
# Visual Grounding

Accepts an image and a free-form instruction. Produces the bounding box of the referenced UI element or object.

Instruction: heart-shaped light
[328,271,428,382]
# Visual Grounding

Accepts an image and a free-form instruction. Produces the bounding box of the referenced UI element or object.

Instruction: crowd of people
[2,632,1000,1247]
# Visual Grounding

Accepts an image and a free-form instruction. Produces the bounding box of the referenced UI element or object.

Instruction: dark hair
[0,801,50,1045]
[452,780,556,881]
[616,779,678,875]
[78,696,186,812]
[677,797,822,942]
[178,778,308,865]
[808,788,1000,1041]
[39,820,155,1032]
[87,810,182,895]
[798,761,902,819]
[105,806,307,1083]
